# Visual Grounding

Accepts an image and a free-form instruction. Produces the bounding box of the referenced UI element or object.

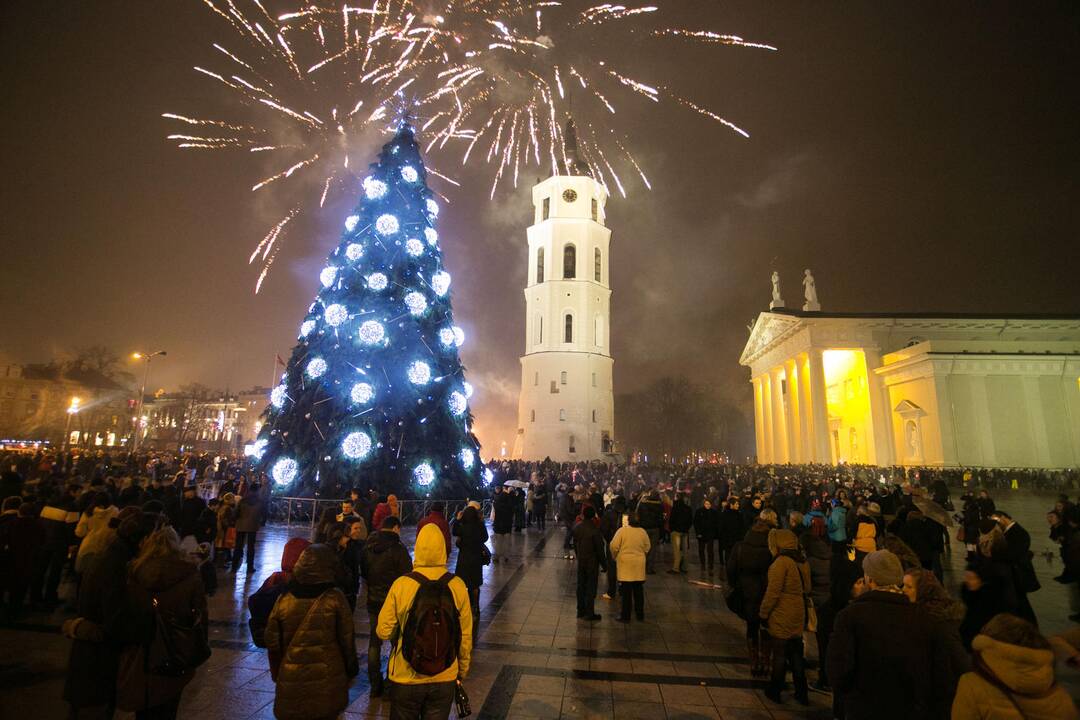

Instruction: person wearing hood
[63,510,157,718]
[452,502,489,645]
[361,515,413,698]
[416,502,452,558]
[232,481,267,573]
[726,510,777,677]
[248,537,312,647]
[759,528,812,705]
[904,567,969,718]
[377,524,472,719]
[114,523,209,719]
[952,613,1078,720]
[267,544,359,720]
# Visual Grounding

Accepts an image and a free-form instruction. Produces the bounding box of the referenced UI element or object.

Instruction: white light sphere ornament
[463,381,474,399]
[425,198,439,216]
[299,320,317,338]
[375,213,399,235]
[438,327,455,347]
[345,215,360,232]
[453,326,465,347]
[405,238,424,257]
[459,448,475,469]
[272,458,298,486]
[358,320,385,345]
[245,438,268,459]
[413,462,435,486]
[448,391,467,416]
[367,273,388,291]
[401,165,418,182]
[424,228,438,245]
[404,291,427,316]
[342,431,373,460]
[363,176,387,199]
[306,357,328,378]
[324,304,348,327]
[431,271,451,297]
[320,266,338,288]
[407,360,431,385]
[270,384,288,409]
[350,382,375,404]
[345,243,364,261]
[484,467,494,485]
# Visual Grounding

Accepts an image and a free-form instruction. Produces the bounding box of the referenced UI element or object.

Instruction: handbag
[796,562,818,633]
[480,543,492,566]
[148,595,211,676]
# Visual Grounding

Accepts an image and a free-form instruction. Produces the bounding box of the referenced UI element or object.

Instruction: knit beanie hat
[863,549,903,587]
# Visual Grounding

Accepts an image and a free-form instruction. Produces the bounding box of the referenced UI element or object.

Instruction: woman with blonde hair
[116,524,209,720]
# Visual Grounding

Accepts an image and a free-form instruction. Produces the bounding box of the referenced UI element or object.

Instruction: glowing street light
[63,396,80,451]
[131,350,166,453]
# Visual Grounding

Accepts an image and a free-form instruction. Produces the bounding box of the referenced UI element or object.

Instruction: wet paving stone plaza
[2,491,1078,719]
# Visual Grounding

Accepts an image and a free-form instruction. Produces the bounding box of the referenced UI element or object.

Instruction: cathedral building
[511,124,615,461]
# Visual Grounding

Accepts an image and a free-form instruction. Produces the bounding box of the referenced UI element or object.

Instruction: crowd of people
[1,446,1080,719]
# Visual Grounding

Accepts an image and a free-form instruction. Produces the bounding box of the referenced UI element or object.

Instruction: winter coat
[610,524,651,582]
[669,500,693,534]
[371,498,399,535]
[852,516,878,553]
[75,519,117,576]
[759,532,811,640]
[801,532,832,609]
[726,523,773,621]
[215,500,236,545]
[0,512,44,585]
[572,519,608,573]
[951,634,1078,720]
[600,503,627,542]
[693,506,719,541]
[826,589,944,720]
[115,553,208,712]
[718,508,745,549]
[827,505,848,543]
[249,538,312,647]
[360,530,413,609]
[266,545,358,720]
[234,492,265,533]
[63,534,137,708]
[377,525,473,684]
[75,505,118,540]
[493,492,515,534]
[452,513,489,589]
[416,510,452,557]
[177,495,207,538]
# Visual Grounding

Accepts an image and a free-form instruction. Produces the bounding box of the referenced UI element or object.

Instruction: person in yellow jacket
[377,524,472,719]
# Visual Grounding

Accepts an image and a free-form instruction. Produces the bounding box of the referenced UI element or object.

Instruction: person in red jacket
[370,494,399,537]
[416,502,452,556]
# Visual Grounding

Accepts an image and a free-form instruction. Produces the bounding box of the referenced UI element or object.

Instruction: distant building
[142,386,270,453]
[0,364,132,447]
[740,310,1080,468]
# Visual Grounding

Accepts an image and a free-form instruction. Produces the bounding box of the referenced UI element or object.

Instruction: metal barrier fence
[269,497,495,531]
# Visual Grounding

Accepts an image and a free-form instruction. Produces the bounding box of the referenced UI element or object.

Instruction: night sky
[2,1,1078,453]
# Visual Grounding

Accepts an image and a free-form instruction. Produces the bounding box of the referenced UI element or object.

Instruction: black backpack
[401,572,461,676]
[147,596,211,676]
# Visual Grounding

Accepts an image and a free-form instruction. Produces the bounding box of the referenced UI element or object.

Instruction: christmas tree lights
[253,121,483,498]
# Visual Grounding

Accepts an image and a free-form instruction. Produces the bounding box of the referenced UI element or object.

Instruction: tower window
[530,409,535,422]
[542,197,550,221]
[569,435,576,453]
[594,248,601,282]
[559,409,566,421]
[592,409,597,422]
[591,198,598,221]
[594,315,604,348]
[563,244,576,279]
[536,247,545,283]
[560,371,567,385]
[534,371,539,386]
[564,314,573,343]
[592,372,597,387]
[535,315,543,344]
[550,380,558,394]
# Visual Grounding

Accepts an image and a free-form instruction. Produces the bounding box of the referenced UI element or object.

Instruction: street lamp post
[131,350,166,454]
[63,396,81,451]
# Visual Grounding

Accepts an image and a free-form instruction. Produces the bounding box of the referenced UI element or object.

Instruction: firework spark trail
[169,1,774,288]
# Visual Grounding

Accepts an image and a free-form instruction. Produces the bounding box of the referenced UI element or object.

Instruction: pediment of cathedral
[739,312,803,366]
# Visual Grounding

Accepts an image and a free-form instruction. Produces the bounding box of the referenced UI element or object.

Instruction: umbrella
[912,495,954,527]
[504,479,529,489]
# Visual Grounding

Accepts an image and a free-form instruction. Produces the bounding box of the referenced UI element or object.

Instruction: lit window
[563,244,576,279]
[536,247,545,283]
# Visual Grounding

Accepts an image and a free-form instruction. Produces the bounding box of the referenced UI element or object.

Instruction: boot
[748,640,764,677]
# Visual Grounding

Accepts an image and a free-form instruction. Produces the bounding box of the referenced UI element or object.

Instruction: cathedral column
[967,374,995,467]
[761,373,775,464]
[807,348,832,463]
[784,360,801,463]
[1021,376,1052,467]
[798,354,813,462]
[752,376,766,463]
[862,349,895,466]
[771,366,789,463]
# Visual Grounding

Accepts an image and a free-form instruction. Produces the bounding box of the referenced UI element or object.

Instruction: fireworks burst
[167,1,775,289]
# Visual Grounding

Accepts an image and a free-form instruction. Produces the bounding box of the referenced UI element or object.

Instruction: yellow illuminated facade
[740,311,1080,468]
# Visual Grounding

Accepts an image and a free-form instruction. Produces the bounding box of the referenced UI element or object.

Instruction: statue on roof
[803,269,821,312]
[769,271,784,310]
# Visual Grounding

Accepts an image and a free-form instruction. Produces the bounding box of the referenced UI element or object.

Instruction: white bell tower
[512,124,615,461]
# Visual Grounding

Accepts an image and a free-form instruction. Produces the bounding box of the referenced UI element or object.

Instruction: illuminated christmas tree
[249,121,484,498]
